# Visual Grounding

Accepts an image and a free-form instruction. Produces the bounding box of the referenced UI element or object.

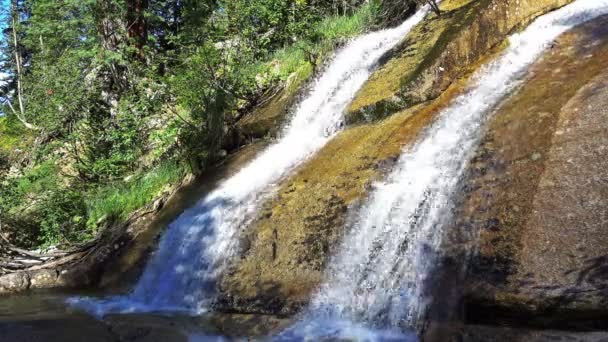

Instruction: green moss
[344,96,405,125]
[0,116,33,153]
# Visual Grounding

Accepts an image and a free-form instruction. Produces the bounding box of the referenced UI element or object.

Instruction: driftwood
[0,244,99,275]
[0,222,99,275]
[0,175,179,287]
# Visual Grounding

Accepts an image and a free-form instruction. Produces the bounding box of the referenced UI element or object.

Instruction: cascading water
[277,1,608,340]
[69,7,430,316]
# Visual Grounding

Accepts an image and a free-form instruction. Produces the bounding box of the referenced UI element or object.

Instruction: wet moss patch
[237,63,314,140]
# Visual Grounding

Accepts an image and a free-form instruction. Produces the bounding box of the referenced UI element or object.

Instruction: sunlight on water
[275,0,608,340]
[68,6,429,317]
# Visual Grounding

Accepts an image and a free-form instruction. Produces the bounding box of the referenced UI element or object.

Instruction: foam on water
[68,7,430,317]
[276,1,608,340]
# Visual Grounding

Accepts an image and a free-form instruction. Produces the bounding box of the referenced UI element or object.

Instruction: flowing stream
[69,7,430,316]
[276,1,608,340]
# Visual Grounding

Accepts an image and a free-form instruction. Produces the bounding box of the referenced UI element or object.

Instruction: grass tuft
[265,1,381,81]
[86,161,185,228]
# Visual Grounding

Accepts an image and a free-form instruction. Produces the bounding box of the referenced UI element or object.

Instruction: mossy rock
[237,63,314,140]
[0,116,33,158]
[216,80,466,314]
[345,0,573,124]
[216,0,580,316]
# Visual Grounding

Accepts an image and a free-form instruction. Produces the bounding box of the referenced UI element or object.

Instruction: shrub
[37,189,88,246]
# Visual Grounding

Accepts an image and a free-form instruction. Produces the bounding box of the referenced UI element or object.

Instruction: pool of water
[0,290,291,342]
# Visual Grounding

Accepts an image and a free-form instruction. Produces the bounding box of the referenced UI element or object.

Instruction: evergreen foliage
[0,0,414,248]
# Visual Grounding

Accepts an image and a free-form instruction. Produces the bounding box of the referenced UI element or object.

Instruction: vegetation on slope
[0,0,406,249]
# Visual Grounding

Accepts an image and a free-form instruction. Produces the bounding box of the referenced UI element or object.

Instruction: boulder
[0,272,30,293]
[29,269,59,289]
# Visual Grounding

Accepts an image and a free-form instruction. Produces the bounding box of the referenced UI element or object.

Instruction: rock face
[236,64,314,140]
[0,273,29,293]
[215,0,576,315]
[216,97,455,314]
[459,16,608,329]
[345,0,571,124]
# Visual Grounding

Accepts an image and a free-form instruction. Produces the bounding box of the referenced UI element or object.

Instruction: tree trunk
[127,0,148,61]
[8,1,39,131]
[94,0,129,117]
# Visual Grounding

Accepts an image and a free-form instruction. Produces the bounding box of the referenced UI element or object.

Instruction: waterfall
[69,7,430,316]
[276,1,608,340]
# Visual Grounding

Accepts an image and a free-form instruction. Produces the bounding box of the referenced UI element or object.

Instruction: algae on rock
[237,64,314,140]
[215,0,579,316]
[345,0,572,124]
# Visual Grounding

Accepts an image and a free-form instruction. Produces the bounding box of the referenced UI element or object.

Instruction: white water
[277,1,608,340]
[69,8,429,316]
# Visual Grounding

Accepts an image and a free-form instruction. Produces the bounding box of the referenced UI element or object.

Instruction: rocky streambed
[215,4,608,341]
[0,292,292,341]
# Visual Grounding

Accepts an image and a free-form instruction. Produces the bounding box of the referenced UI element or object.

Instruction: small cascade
[69,7,430,316]
[277,0,608,340]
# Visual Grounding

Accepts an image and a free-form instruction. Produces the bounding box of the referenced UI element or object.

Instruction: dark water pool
[0,291,292,341]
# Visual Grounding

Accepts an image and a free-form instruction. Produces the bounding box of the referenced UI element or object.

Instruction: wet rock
[460,16,608,329]
[237,64,314,140]
[0,317,116,342]
[462,325,608,342]
[216,0,578,316]
[346,0,572,124]
[56,265,97,289]
[105,315,189,342]
[215,97,451,314]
